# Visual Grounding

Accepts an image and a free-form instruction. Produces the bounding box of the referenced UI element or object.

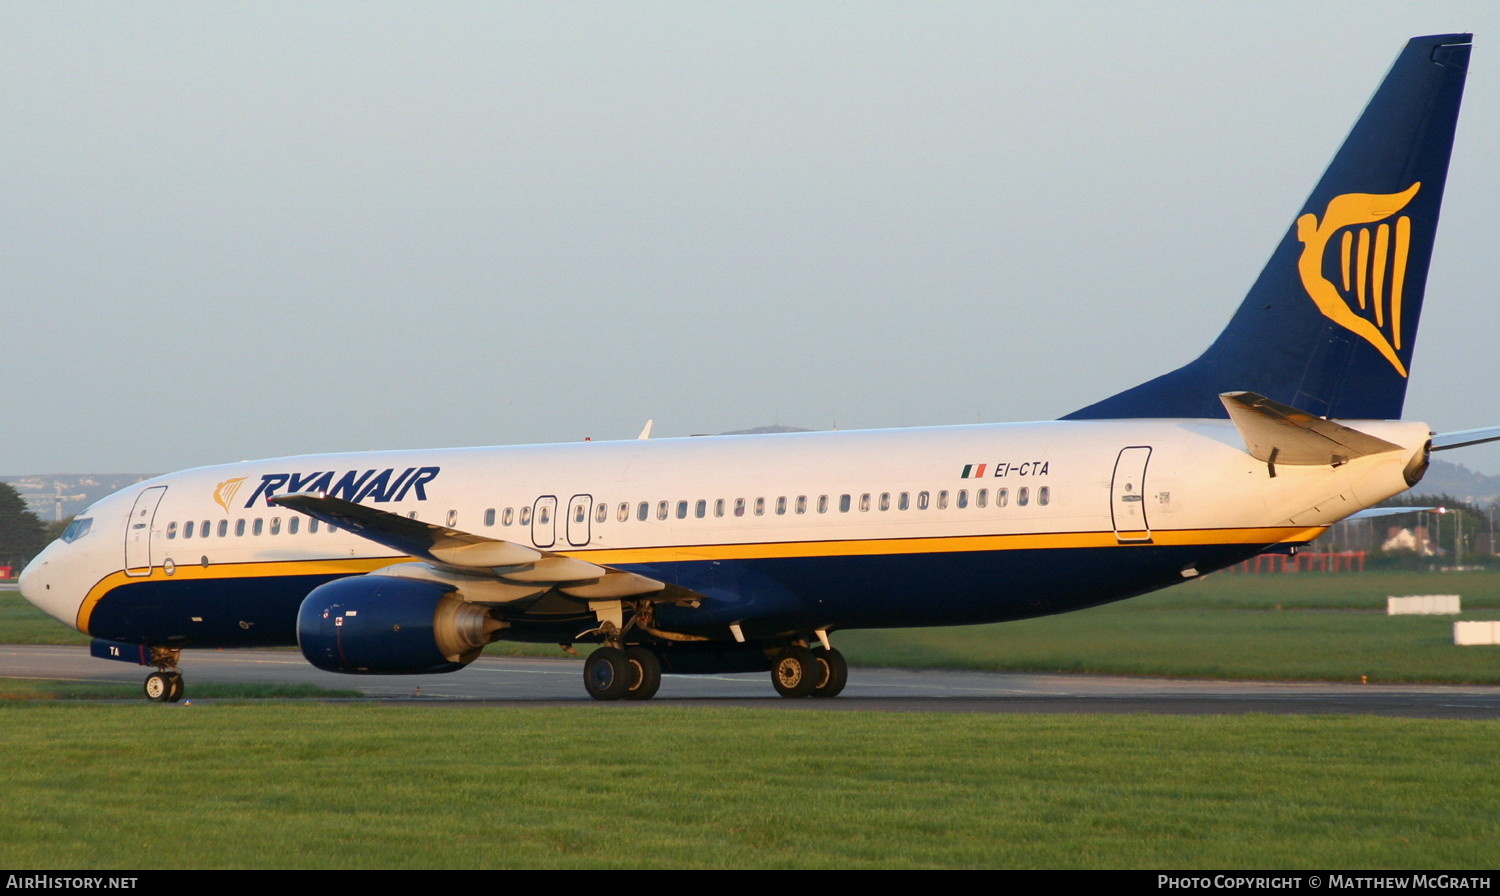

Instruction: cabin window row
[162,486,1053,540]
[480,486,1051,528]
[165,517,340,539]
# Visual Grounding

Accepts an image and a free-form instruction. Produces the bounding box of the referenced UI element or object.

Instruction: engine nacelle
[297,575,498,674]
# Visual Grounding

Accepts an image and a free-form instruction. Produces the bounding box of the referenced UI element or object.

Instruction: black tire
[584,647,630,701]
[810,647,848,698]
[143,672,171,702]
[623,646,662,701]
[165,672,185,703]
[771,646,817,698]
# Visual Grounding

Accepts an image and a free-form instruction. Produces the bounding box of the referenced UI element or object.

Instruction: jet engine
[297,575,501,674]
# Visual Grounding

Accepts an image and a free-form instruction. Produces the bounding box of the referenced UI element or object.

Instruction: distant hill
[1,473,159,523]
[1411,460,1500,506]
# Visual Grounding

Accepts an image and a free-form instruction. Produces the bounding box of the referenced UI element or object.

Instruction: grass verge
[1,704,1495,870]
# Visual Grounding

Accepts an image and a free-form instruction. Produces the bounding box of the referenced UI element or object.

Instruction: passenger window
[235,519,246,537]
[167,521,178,540]
[977,489,988,509]
[638,502,650,522]
[957,490,969,509]
[618,503,629,523]
[270,517,282,535]
[817,495,829,514]
[520,507,532,526]
[996,488,1009,507]
[735,498,746,517]
[183,521,194,539]
[695,500,706,519]
[859,493,870,512]
[1018,487,1030,507]
[252,518,264,536]
[714,499,725,518]
[289,517,300,535]
[840,494,851,513]
[201,520,209,538]
[676,500,688,520]
[575,505,587,524]
[484,508,496,527]
[1039,486,1050,506]
[537,506,549,525]
[879,493,891,511]
[754,498,765,517]
[937,490,949,510]
[776,497,787,516]
[218,520,229,537]
[309,519,319,534]
[898,492,909,511]
[656,501,668,521]
[595,504,607,524]
[503,507,515,526]
[917,491,929,510]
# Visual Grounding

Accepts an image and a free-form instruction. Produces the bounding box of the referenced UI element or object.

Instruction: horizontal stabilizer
[270,493,665,599]
[1219,392,1403,466]
[1430,425,1500,452]
[1346,505,1438,520]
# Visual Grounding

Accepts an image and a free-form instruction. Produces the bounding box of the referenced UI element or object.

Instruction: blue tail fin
[1064,34,1471,422]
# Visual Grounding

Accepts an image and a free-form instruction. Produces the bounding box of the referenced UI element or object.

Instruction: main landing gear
[143,647,185,703]
[584,645,662,701]
[771,645,847,699]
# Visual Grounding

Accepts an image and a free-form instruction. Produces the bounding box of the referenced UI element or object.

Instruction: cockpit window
[60,517,93,543]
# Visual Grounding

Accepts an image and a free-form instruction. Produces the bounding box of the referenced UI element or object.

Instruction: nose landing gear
[143,647,185,703]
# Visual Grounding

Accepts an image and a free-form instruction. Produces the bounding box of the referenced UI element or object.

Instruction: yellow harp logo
[213,476,247,513]
[1295,182,1420,377]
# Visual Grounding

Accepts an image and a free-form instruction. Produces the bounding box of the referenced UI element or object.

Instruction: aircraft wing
[269,493,666,600]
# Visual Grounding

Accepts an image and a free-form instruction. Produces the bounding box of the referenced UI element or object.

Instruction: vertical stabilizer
[1065,34,1471,421]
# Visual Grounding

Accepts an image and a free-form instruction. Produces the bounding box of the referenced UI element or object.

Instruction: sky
[4,2,1499,475]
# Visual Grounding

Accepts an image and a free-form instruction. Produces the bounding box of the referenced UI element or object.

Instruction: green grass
[0,704,1494,869]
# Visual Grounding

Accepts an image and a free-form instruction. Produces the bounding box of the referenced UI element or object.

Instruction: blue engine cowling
[297,575,494,675]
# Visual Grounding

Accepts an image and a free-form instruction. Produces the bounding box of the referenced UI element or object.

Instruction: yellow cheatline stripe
[77,525,1325,633]
[578,526,1327,563]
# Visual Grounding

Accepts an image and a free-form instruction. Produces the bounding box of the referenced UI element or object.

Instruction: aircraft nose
[17,544,81,630]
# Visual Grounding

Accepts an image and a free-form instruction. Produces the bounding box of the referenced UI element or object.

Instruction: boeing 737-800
[19,34,1499,702]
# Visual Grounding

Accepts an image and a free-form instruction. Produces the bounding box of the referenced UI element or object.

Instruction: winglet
[637,419,654,440]
[1219,392,1402,466]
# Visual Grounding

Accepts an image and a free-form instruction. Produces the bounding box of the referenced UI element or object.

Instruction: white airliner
[19,34,1499,702]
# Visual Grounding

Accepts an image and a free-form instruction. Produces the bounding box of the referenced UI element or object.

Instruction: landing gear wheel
[144,671,172,702]
[584,647,631,701]
[810,647,848,698]
[771,646,817,698]
[623,646,662,701]
[165,671,185,703]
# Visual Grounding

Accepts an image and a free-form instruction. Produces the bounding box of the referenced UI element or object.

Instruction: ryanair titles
[238,466,441,509]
